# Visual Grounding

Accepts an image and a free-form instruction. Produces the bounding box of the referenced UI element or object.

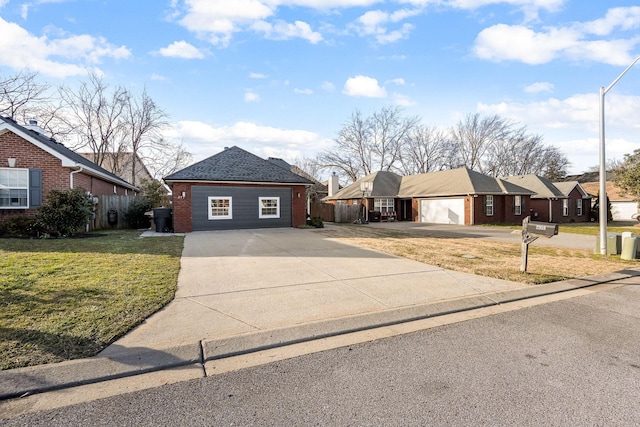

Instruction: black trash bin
[153,208,172,232]
[369,211,381,222]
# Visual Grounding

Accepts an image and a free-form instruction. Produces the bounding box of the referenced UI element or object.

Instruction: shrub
[124,196,152,229]
[309,216,324,228]
[0,217,45,238]
[37,188,94,237]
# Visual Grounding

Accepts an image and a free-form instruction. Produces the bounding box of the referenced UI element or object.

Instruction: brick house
[324,168,535,225]
[0,117,137,225]
[502,175,591,223]
[164,146,313,232]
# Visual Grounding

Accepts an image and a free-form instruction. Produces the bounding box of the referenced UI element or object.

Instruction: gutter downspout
[69,166,84,189]
[548,199,552,222]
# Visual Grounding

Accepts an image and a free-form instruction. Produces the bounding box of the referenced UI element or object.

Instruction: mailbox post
[521,216,559,272]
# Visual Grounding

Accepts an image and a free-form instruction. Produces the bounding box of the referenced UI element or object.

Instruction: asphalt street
[4,282,639,426]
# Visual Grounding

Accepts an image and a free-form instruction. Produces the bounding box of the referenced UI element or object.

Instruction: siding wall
[191,185,293,231]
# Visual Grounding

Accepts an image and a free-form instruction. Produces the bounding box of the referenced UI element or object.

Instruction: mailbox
[525,221,558,238]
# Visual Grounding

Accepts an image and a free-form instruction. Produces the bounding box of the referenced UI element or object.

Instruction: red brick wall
[0,130,131,223]
[169,182,309,233]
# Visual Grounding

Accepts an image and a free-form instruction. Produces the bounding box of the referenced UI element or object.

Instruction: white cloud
[473,7,640,66]
[524,81,554,94]
[477,92,640,172]
[343,75,387,97]
[352,8,418,44]
[244,90,261,102]
[392,92,415,106]
[150,73,168,81]
[294,88,313,94]
[251,19,323,43]
[168,119,334,163]
[157,40,205,59]
[250,72,267,78]
[387,77,406,85]
[445,0,564,21]
[0,17,131,78]
[321,81,336,92]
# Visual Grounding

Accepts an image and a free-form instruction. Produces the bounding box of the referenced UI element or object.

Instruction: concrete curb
[1,268,639,400]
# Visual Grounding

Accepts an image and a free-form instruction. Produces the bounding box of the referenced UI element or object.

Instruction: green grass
[0,230,184,370]
[482,221,640,236]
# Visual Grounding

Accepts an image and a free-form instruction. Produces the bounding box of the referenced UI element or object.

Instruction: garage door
[611,201,638,221]
[420,198,465,224]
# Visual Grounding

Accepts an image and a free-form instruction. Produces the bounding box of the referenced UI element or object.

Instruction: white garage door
[611,201,638,221]
[420,198,465,224]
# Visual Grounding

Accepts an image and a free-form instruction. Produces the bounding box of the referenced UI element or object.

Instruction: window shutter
[483,196,487,215]
[512,196,515,213]
[29,168,43,208]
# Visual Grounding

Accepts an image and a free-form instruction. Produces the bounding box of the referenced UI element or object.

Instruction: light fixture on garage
[7,158,16,167]
[181,191,186,198]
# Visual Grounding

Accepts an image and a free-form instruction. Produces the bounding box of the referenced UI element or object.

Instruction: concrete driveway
[108,226,530,353]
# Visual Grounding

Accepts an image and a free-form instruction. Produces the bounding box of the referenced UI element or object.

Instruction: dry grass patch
[318,225,635,285]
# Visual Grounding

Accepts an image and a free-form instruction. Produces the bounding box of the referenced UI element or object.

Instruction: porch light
[7,158,16,167]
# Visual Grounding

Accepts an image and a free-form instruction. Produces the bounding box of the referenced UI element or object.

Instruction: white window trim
[577,199,583,216]
[485,195,494,216]
[562,199,569,216]
[514,195,522,216]
[259,197,280,219]
[374,198,395,213]
[0,167,29,209]
[208,196,232,220]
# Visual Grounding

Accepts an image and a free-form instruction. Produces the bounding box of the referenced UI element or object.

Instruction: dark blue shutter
[29,168,42,207]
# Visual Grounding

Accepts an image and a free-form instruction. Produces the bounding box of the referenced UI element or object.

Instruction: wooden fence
[93,195,137,230]
[335,204,362,223]
[310,203,335,222]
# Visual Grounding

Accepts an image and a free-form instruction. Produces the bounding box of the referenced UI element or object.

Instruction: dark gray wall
[191,186,292,231]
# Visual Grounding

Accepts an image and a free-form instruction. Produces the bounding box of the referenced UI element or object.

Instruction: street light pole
[598,56,640,255]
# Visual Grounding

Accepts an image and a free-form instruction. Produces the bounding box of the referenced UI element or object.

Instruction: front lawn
[319,225,637,285]
[0,230,183,370]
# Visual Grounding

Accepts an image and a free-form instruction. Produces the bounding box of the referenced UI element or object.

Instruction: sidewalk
[2,225,639,402]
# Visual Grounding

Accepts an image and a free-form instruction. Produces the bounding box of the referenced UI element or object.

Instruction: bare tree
[317,107,419,183]
[399,125,451,175]
[0,71,51,120]
[540,146,570,181]
[449,113,512,173]
[147,139,192,180]
[59,71,128,167]
[122,87,169,185]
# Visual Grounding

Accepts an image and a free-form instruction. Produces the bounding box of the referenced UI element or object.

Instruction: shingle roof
[0,116,137,190]
[327,171,402,200]
[326,168,534,200]
[502,174,566,199]
[553,181,590,198]
[164,146,314,185]
[399,168,534,197]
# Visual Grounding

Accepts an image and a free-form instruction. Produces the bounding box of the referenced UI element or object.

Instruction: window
[563,199,569,216]
[514,195,522,216]
[0,168,28,208]
[485,195,494,216]
[374,198,395,213]
[208,197,232,220]
[259,197,280,219]
[576,199,583,216]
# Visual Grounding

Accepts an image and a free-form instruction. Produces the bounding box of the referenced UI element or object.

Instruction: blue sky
[1,0,640,175]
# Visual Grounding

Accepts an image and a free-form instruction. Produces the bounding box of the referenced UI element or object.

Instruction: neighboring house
[0,116,137,225]
[581,181,637,221]
[79,152,155,188]
[164,146,314,232]
[562,171,637,221]
[502,175,591,223]
[325,168,535,225]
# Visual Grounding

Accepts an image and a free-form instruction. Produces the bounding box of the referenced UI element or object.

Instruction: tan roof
[328,171,402,200]
[399,168,533,197]
[581,181,635,201]
[552,181,590,198]
[326,168,534,200]
[502,174,566,199]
